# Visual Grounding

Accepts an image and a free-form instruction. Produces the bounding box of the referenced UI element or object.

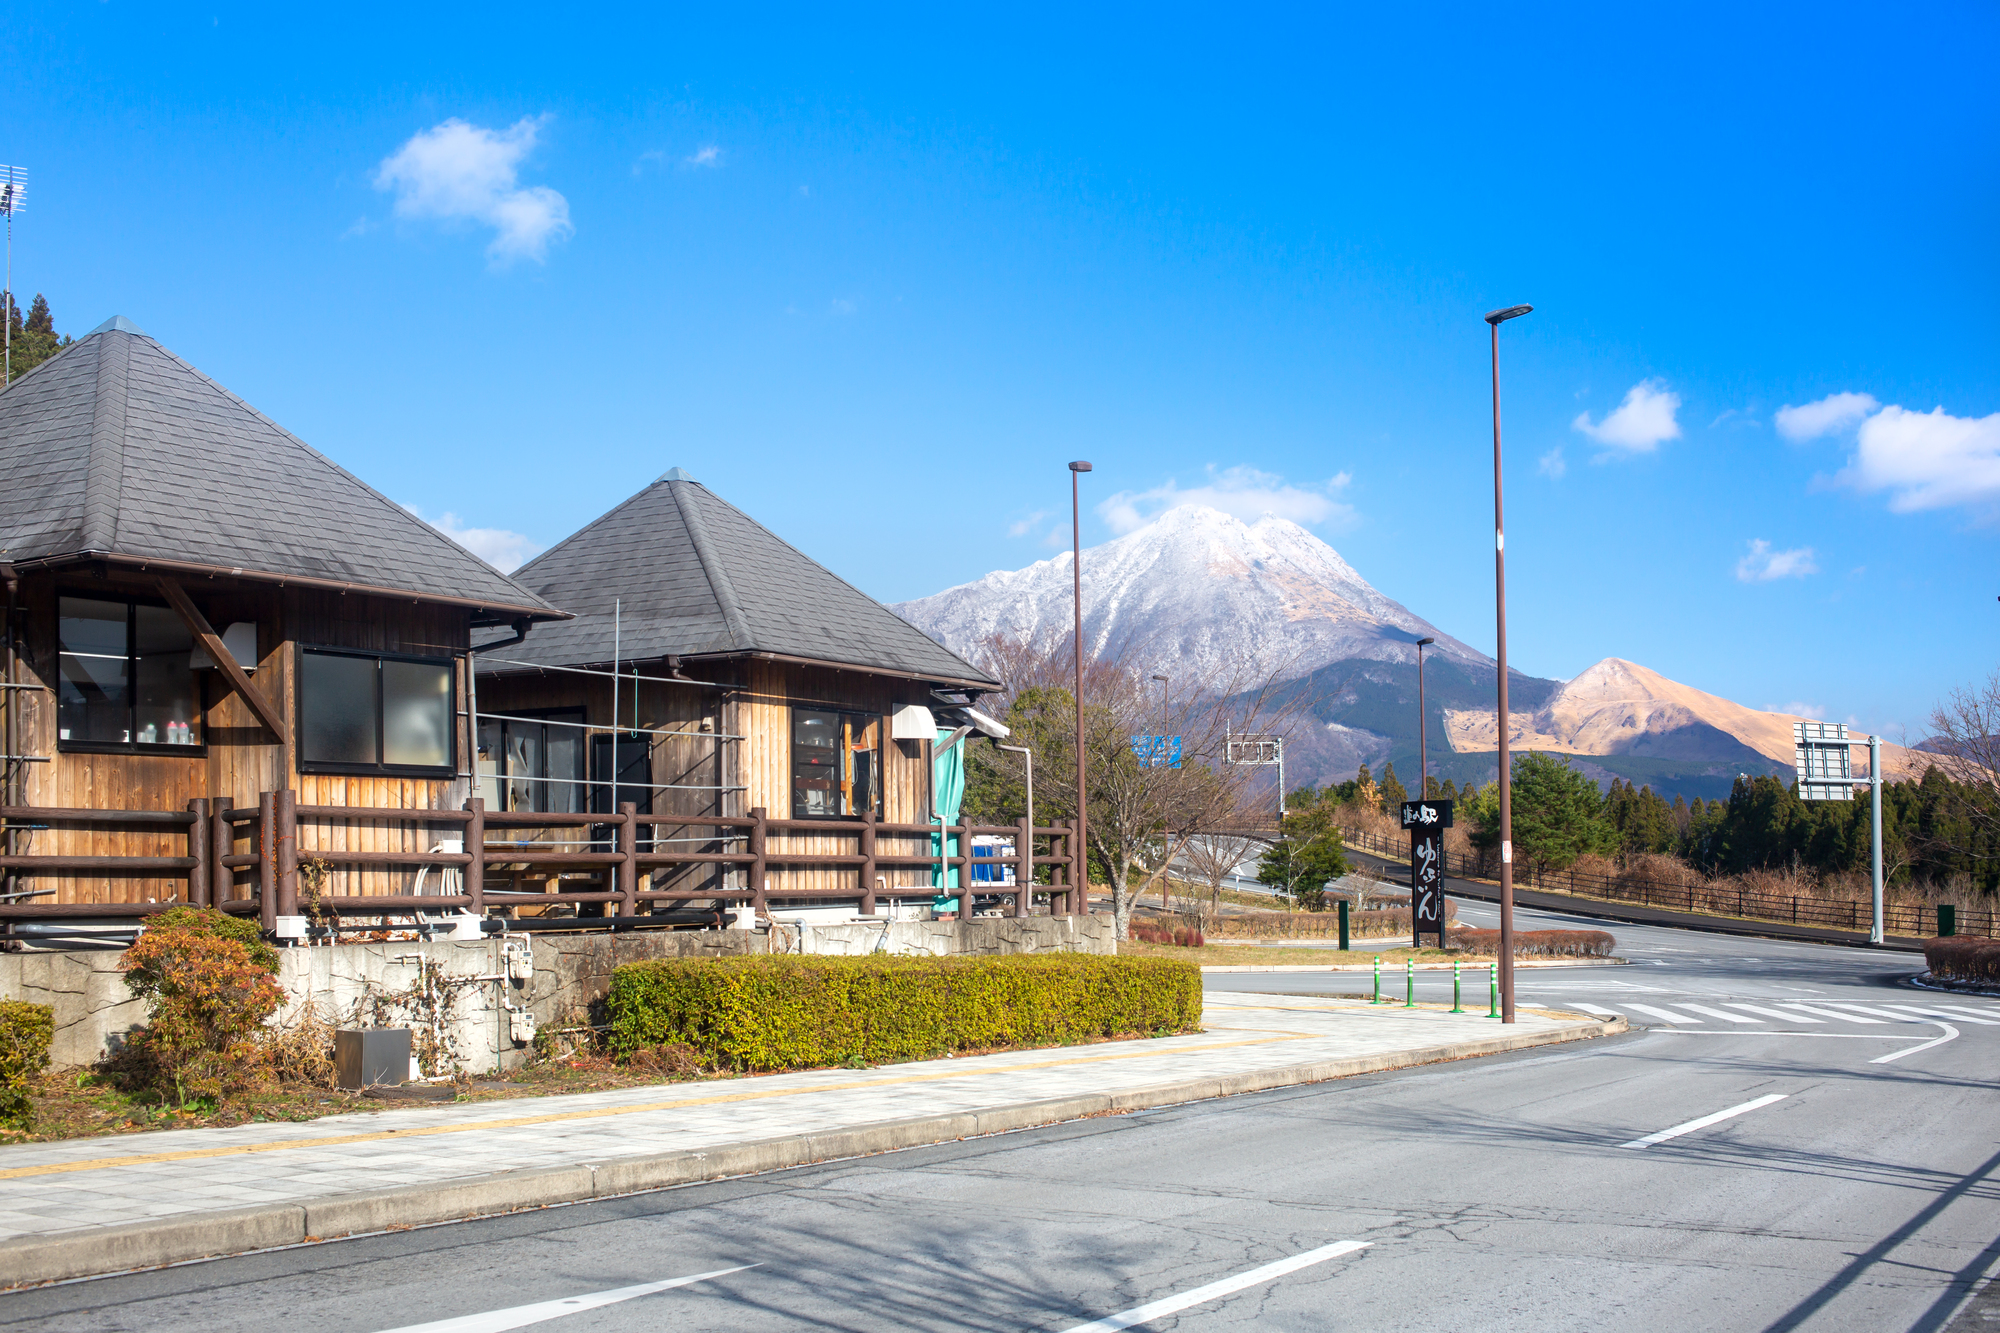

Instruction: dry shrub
[262,1001,339,1088]
[1447,926,1617,958]
[1131,923,1206,947]
[114,907,284,1107]
[1925,937,2000,984]
[624,1042,705,1077]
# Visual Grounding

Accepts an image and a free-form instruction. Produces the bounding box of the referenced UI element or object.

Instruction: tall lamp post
[1069,460,1092,915]
[1485,302,1532,1023]
[1415,636,1435,801]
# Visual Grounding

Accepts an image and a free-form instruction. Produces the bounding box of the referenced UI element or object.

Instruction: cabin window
[56,595,204,752]
[791,708,880,819]
[299,647,454,774]
[478,709,586,813]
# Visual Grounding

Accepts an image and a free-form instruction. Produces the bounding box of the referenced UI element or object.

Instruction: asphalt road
[5,920,1995,1333]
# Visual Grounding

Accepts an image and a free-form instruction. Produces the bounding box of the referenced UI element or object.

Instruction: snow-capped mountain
[892,504,1488,686]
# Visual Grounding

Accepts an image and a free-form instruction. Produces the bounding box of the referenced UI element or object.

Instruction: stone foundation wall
[1,915,1114,1073]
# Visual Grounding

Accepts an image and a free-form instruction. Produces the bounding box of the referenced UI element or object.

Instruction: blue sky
[5,4,1995,739]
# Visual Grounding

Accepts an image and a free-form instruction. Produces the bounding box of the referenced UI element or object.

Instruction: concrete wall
[1,915,1114,1074]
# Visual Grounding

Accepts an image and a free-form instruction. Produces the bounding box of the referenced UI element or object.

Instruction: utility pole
[1485,302,1532,1023]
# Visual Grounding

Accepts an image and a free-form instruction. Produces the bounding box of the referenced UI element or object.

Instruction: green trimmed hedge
[606,953,1202,1071]
[0,1000,54,1130]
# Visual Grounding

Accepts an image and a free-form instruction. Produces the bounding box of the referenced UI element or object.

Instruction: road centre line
[1056,1241,1371,1332]
[1870,1022,1959,1065]
[373,1264,756,1333]
[1621,1094,1788,1149]
[0,1030,1328,1183]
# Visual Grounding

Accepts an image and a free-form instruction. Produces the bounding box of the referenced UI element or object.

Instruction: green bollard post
[1488,963,1499,1019]
[1451,959,1464,1013]
[1338,899,1350,951]
[1372,953,1382,1002]
[1405,956,1415,1008]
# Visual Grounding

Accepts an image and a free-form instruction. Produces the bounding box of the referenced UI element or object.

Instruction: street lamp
[1069,460,1092,915]
[1151,674,1168,745]
[1415,637,1435,801]
[1485,302,1531,1023]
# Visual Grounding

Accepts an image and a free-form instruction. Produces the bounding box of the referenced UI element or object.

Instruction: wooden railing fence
[0,797,1082,932]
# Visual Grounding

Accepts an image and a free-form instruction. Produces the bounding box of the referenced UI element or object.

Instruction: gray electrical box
[335,1028,412,1090]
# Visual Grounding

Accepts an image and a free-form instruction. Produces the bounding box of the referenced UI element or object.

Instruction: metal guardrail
[1338,825,1989,939]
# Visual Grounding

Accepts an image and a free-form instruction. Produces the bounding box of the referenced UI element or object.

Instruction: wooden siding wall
[731,659,938,902]
[5,571,472,905]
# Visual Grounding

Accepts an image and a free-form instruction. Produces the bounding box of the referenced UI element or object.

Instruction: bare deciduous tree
[1924,671,2000,861]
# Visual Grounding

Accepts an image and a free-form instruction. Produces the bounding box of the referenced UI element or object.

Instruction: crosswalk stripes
[1534,993,2000,1029]
[1678,1003,1761,1024]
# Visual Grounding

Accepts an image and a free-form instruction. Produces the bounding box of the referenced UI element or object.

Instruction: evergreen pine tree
[1378,761,1407,814]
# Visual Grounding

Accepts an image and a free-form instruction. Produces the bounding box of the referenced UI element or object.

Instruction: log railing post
[617,802,638,918]
[860,810,877,915]
[257,791,277,934]
[1015,815,1032,918]
[464,797,486,917]
[749,806,768,918]
[275,789,299,920]
[211,799,234,903]
[187,799,211,907]
[1058,819,1074,916]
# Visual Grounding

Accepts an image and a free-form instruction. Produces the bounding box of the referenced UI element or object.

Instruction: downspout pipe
[2,561,17,904]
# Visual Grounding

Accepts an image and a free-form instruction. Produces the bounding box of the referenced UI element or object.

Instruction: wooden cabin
[0,317,565,929]
[476,468,1030,915]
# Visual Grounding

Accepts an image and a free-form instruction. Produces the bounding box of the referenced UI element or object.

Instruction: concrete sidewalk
[0,994,1622,1287]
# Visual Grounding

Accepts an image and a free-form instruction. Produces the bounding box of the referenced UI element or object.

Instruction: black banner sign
[1403,801,1451,947]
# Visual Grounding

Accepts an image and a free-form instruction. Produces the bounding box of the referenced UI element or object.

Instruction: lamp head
[1417,637,1435,647]
[1151,674,1168,682]
[1069,461,1093,473]
[1484,304,1533,325]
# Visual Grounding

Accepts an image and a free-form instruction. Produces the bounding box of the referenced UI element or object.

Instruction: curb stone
[0,1015,1623,1288]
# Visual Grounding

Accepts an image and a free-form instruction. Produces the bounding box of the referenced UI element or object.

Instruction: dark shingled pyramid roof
[489,470,997,688]
[0,317,560,622]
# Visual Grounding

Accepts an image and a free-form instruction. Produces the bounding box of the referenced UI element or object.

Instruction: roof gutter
[680,648,997,694]
[8,551,570,627]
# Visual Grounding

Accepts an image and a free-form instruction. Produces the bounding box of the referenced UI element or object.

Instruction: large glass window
[478,709,585,813]
[299,648,455,774]
[791,708,880,819]
[57,596,203,751]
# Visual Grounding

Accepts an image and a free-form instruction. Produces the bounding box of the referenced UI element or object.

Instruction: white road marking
[1679,1004,1762,1024]
[1774,1003,1886,1023]
[1880,1003,2000,1026]
[1723,1002,1824,1023]
[1870,1021,1960,1065]
[1929,1003,2000,1021]
[1568,1002,1622,1017]
[1626,1003,1701,1024]
[1056,1241,1371,1332]
[1814,1001,1924,1021]
[372,1265,756,1333]
[1621,1094,1788,1149]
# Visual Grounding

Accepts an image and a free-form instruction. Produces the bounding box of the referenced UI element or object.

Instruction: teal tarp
[930,728,966,900]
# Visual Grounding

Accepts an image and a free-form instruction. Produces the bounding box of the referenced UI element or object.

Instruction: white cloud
[1735,538,1818,583]
[405,506,543,573]
[1008,509,1051,538]
[1775,392,1878,442]
[1097,466,1355,535]
[686,145,722,167]
[374,116,572,265]
[1770,701,1827,719]
[1538,446,1566,479]
[1572,379,1682,454]
[1837,403,2000,513]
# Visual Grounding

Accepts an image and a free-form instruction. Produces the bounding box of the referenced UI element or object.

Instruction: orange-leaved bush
[119,907,284,1107]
